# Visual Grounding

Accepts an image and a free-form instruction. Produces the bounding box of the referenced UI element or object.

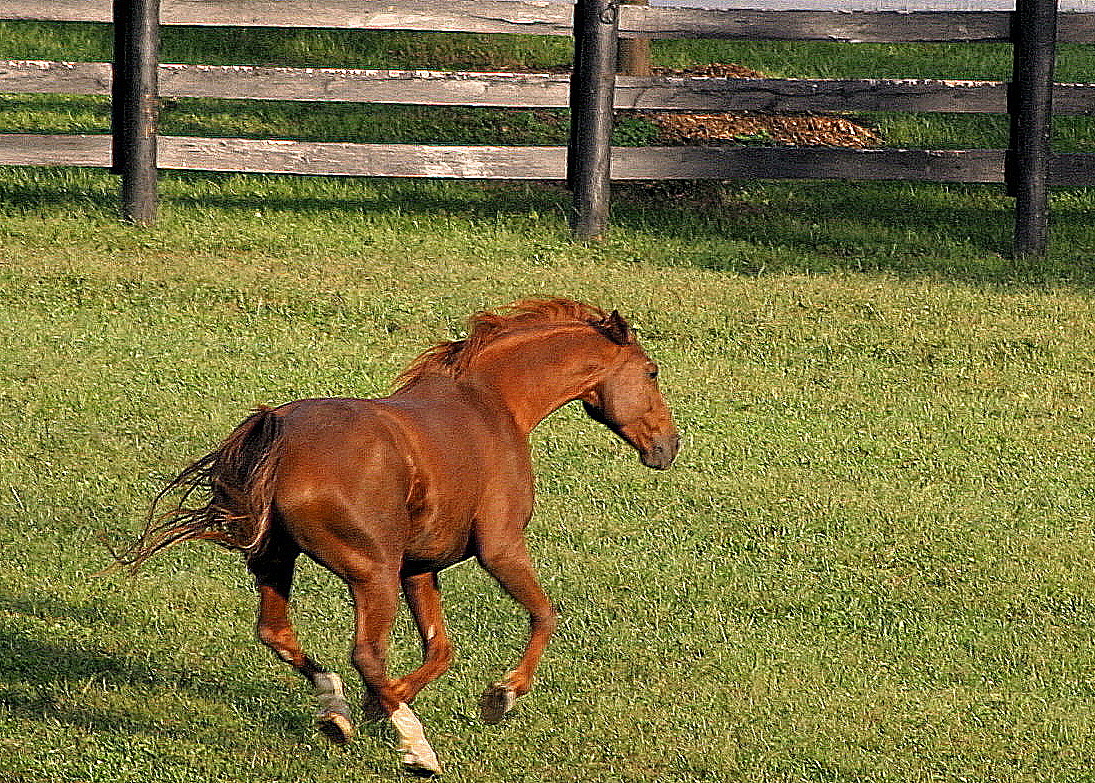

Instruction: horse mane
[395,298,633,389]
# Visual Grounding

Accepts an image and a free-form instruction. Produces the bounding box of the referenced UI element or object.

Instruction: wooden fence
[0,0,1093,254]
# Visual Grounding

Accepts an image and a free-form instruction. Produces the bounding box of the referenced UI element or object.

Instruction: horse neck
[465,326,615,436]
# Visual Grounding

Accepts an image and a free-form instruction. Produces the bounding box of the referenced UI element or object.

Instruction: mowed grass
[1,18,1095,783]
[2,171,1095,782]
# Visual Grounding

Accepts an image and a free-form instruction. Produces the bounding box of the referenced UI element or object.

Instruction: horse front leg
[476,538,558,724]
[388,571,454,705]
[247,535,354,744]
[347,575,442,775]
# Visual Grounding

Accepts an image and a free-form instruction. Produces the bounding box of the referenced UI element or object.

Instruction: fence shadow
[1,170,1090,286]
[608,177,1094,285]
[611,179,1021,266]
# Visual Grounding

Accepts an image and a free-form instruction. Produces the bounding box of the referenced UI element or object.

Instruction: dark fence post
[112,0,160,226]
[1008,0,1058,258]
[566,0,588,191]
[569,0,618,239]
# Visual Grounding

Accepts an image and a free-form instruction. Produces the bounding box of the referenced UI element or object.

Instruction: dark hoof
[478,682,516,725]
[317,710,355,745]
[405,765,441,778]
[314,672,353,744]
[361,691,388,723]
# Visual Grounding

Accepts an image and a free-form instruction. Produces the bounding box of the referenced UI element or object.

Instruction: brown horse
[122,298,679,774]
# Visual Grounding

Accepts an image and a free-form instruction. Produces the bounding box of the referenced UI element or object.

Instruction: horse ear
[600,309,634,345]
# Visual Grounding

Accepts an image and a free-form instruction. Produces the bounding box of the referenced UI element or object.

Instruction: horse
[120,298,679,775]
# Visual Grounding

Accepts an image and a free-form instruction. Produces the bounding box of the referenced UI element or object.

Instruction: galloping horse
[122,298,679,774]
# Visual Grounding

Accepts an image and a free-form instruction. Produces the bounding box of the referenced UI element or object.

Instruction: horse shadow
[0,591,313,743]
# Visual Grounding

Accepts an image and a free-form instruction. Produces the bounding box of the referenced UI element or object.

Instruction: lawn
[1,17,1095,783]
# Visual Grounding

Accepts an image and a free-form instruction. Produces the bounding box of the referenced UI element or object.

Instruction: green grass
[1,17,1095,783]
[4,206,1095,782]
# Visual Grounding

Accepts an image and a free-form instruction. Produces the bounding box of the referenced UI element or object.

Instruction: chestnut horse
[122,298,679,774]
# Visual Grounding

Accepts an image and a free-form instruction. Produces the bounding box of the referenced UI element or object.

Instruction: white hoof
[391,703,441,775]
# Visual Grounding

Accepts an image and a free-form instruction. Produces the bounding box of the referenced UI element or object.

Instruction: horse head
[581,310,680,470]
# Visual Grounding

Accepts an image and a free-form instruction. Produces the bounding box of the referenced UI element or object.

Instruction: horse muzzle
[640,431,680,470]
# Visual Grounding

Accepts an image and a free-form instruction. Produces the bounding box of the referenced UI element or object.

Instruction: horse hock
[391,702,441,774]
[314,672,355,745]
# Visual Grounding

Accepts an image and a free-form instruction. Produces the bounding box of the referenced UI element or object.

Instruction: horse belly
[401,474,482,570]
[274,395,520,572]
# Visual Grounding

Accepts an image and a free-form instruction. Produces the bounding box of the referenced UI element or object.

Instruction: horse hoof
[361,692,388,723]
[391,703,442,776]
[314,672,354,744]
[317,711,355,745]
[478,682,517,724]
[403,748,442,777]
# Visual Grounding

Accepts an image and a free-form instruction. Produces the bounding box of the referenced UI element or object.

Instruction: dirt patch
[654,63,769,79]
[640,63,883,149]
[646,111,883,148]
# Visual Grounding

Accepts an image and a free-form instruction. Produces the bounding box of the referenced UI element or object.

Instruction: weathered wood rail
[7,131,1088,182]
[0,0,1092,253]
[9,59,1095,114]
[1,0,1091,41]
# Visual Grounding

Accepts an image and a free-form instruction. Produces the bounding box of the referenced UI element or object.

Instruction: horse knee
[256,618,283,646]
[256,621,301,665]
[351,641,398,706]
[427,637,455,671]
[350,640,384,678]
[532,604,558,638]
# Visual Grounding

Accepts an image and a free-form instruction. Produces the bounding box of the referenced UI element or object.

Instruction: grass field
[2,19,1095,783]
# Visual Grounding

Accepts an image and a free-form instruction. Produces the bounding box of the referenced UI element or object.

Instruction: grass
[1,16,1095,783]
[4,219,1095,782]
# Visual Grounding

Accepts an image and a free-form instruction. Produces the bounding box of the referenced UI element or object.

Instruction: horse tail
[116,405,284,571]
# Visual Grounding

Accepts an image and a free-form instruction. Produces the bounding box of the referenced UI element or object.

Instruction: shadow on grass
[610,179,1095,283]
[0,169,568,224]
[3,168,1093,286]
[0,591,316,743]
[0,630,163,736]
[0,167,119,221]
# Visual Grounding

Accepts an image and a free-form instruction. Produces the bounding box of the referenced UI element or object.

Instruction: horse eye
[648,367,659,380]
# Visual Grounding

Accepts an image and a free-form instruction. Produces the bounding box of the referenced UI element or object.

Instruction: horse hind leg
[248,535,354,744]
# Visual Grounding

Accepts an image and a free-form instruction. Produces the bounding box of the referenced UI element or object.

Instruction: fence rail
[0,0,1092,253]
[4,131,1093,184]
[6,59,1095,115]
[3,0,1095,42]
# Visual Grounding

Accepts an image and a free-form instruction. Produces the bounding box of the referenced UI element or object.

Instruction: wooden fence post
[1008,0,1058,258]
[569,0,618,239]
[566,0,588,192]
[112,0,160,225]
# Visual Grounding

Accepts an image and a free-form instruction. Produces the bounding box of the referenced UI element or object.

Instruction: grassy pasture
[1,19,1095,783]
